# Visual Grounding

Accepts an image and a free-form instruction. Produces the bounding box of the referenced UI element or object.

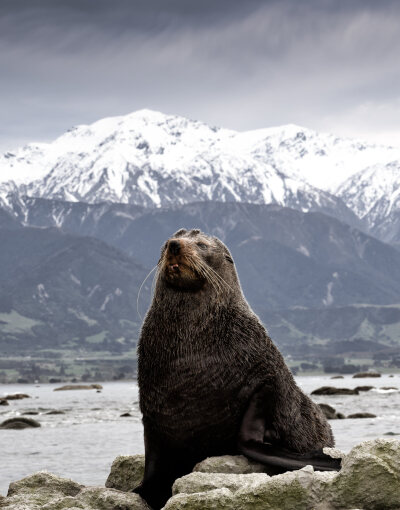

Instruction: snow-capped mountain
[0,110,365,224]
[1,108,400,240]
[338,160,400,247]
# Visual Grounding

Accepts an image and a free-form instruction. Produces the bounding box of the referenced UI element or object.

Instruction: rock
[4,394,30,400]
[2,471,149,509]
[165,466,336,510]
[173,472,270,495]
[328,439,400,509]
[354,385,374,391]
[165,439,400,509]
[318,404,345,420]
[45,410,65,415]
[0,417,41,429]
[0,398,9,406]
[352,372,381,378]
[22,411,39,416]
[323,447,346,460]
[330,375,344,379]
[381,386,398,390]
[105,454,145,492]
[194,455,267,474]
[41,487,150,509]
[311,386,359,395]
[53,384,102,391]
[3,471,83,508]
[120,412,132,417]
[347,413,377,419]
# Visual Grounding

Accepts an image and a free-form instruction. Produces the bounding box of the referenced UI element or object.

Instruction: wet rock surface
[347,412,377,419]
[4,394,31,400]
[0,417,41,429]
[354,385,375,392]
[311,386,359,395]
[318,403,345,420]
[352,372,381,378]
[53,384,103,391]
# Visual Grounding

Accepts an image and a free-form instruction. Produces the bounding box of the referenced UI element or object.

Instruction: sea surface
[1,374,400,496]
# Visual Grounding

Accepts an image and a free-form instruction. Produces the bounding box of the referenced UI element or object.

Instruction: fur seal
[134,229,340,509]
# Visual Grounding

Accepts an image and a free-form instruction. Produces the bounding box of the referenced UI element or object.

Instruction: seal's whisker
[137,265,159,321]
[186,255,221,294]
[206,264,235,293]
[193,258,223,294]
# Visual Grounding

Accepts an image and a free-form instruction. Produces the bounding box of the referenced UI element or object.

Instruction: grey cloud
[1,0,400,150]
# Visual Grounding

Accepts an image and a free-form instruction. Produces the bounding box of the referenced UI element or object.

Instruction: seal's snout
[168,240,181,255]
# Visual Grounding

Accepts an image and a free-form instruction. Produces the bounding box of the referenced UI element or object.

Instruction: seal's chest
[143,354,243,436]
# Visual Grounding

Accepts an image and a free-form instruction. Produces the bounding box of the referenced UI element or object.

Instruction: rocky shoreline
[1,439,400,509]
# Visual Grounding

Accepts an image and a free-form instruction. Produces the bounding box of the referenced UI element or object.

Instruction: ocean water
[1,374,400,496]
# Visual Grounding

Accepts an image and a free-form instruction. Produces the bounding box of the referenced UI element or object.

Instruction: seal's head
[158,228,237,294]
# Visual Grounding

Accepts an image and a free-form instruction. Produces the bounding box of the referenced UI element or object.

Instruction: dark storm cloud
[1,0,400,149]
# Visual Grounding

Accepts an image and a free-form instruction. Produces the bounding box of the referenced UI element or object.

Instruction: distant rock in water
[311,386,359,395]
[352,372,381,378]
[4,393,31,400]
[0,417,40,429]
[354,385,375,392]
[0,398,9,406]
[330,375,344,379]
[45,410,66,415]
[381,386,398,390]
[120,412,132,417]
[347,413,377,419]
[22,411,39,415]
[318,403,345,420]
[53,384,103,391]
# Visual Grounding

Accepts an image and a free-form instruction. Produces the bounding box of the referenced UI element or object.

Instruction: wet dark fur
[135,229,335,509]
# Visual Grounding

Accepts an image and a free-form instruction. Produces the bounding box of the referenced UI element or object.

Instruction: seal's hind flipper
[237,385,342,473]
[239,440,341,472]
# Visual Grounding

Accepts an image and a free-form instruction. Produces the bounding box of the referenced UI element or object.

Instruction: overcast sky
[1,0,400,150]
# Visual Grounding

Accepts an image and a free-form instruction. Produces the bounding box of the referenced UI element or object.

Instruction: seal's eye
[196,242,207,250]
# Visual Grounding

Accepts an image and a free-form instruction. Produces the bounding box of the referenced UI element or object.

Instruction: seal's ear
[174,228,187,237]
[225,255,234,264]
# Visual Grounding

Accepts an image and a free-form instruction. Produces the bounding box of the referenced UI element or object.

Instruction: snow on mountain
[337,160,400,246]
[0,108,398,232]
[0,109,346,216]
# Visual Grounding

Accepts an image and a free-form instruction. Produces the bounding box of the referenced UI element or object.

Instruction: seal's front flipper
[237,385,341,473]
[239,440,341,472]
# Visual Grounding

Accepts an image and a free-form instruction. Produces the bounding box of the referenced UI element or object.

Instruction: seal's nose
[168,240,181,255]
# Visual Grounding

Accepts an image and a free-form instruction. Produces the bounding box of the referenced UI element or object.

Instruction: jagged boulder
[1,471,150,509]
[194,455,267,474]
[164,466,335,510]
[105,454,145,491]
[164,439,400,509]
